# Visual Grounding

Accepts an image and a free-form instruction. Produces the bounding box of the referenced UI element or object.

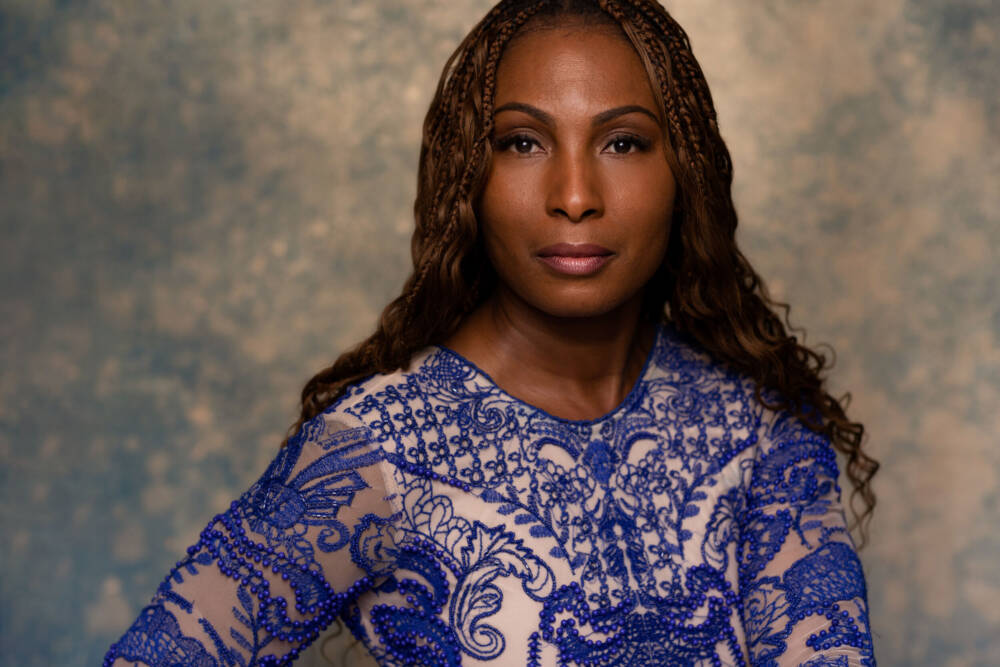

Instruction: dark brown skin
[445,24,677,420]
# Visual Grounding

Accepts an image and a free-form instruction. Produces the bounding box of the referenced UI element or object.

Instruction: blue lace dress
[105,324,874,666]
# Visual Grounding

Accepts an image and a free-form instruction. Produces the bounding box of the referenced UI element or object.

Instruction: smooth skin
[445,23,678,421]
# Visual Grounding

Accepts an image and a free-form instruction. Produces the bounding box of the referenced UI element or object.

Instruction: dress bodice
[105,324,874,666]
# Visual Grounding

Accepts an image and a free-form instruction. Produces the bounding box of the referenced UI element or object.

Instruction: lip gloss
[537,254,611,275]
[536,243,614,276]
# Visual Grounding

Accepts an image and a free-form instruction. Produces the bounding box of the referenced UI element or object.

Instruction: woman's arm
[739,409,875,667]
[104,414,401,666]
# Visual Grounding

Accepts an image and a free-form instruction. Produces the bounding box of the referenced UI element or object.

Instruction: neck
[444,285,656,420]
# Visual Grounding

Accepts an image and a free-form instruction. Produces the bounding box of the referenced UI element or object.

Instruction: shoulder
[276,361,438,477]
[649,323,757,396]
[648,323,765,429]
[650,324,837,463]
[750,405,840,495]
[316,347,441,424]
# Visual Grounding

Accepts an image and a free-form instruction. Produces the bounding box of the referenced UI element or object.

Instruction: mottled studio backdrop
[1,0,998,665]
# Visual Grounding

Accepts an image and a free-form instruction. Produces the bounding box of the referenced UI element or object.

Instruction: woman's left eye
[604,135,650,154]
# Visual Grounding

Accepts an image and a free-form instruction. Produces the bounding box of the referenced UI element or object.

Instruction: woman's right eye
[496,134,540,154]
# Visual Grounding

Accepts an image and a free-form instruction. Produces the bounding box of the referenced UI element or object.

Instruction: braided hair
[285,0,878,544]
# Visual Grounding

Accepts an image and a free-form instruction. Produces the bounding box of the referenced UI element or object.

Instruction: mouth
[536,243,614,276]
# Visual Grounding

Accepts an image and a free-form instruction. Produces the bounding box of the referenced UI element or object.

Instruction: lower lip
[537,254,612,276]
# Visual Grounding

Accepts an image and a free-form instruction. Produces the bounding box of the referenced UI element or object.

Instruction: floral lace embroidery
[105,326,874,666]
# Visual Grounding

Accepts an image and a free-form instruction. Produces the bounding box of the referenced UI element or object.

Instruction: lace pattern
[106,325,874,666]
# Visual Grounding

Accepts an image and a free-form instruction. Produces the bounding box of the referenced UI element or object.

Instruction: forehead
[496,24,654,105]
[494,24,658,112]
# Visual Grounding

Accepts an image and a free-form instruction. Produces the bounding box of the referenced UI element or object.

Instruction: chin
[523,287,639,321]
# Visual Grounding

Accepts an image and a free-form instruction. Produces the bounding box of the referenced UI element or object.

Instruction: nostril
[555,207,599,223]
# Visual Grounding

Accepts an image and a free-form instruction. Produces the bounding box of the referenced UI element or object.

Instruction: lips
[536,243,614,276]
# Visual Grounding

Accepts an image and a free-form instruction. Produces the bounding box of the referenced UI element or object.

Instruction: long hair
[284,0,878,544]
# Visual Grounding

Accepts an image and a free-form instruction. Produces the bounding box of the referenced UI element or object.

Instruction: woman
[105,0,878,665]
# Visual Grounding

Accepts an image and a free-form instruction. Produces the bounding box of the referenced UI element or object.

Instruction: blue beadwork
[105,324,874,666]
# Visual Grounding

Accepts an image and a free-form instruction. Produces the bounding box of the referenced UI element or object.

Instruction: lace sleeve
[739,410,875,667]
[104,414,401,666]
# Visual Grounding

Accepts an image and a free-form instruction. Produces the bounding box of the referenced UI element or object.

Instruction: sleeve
[103,413,402,667]
[738,409,875,667]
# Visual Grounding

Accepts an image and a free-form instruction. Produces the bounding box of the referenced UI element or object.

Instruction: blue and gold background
[1,1,997,664]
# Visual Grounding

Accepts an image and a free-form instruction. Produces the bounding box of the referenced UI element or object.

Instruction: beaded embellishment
[105,325,874,666]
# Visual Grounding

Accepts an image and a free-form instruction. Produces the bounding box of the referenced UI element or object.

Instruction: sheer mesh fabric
[106,325,874,666]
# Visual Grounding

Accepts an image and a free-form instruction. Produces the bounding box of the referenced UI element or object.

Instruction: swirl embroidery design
[105,326,874,666]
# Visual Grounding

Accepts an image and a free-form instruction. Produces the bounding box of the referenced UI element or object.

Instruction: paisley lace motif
[110,604,220,667]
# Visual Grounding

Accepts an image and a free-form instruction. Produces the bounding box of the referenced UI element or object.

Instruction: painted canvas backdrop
[1,0,997,664]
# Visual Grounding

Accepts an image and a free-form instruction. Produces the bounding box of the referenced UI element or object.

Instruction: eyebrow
[493,102,660,127]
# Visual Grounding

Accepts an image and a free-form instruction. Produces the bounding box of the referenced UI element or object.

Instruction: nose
[545,149,603,222]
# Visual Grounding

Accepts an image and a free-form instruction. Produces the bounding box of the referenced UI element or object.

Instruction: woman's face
[479,23,676,320]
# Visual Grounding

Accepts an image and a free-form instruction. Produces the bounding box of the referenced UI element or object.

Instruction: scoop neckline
[432,324,663,427]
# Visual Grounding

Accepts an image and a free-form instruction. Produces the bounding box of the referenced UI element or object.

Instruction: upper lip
[536,243,613,257]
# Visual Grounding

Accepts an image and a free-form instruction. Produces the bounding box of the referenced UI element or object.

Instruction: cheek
[478,174,535,260]
[650,171,677,248]
[480,221,511,268]
[478,215,521,286]
[619,182,675,261]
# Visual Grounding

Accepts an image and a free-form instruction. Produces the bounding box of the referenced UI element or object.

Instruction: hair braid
[599,0,707,195]
[618,1,727,189]
[407,2,547,307]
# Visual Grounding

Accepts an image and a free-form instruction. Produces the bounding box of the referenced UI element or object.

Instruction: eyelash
[495,133,652,155]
